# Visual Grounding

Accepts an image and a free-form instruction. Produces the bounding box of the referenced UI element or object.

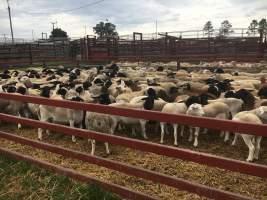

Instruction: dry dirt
[0,122,266,200]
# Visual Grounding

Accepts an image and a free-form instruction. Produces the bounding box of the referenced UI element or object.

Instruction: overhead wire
[14,0,105,15]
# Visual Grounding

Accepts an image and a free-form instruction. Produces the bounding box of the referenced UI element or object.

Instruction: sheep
[207,97,243,142]
[116,89,146,103]
[0,84,28,130]
[85,112,112,155]
[186,103,205,147]
[160,96,201,146]
[110,88,159,139]
[38,86,84,142]
[108,80,132,98]
[202,101,231,138]
[232,110,264,162]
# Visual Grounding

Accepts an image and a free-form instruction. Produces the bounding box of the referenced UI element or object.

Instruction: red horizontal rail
[0,113,266,179]
[0,93,266,137]
[0,147,157,200]
[0,130,253,200]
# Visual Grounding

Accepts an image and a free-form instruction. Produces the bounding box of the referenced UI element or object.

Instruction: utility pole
[84,25,87,36]
[50,21,57,31]
[1,34,7,43]
[32,30,34,41]
[156,19,158,39]
[6,0,14,43]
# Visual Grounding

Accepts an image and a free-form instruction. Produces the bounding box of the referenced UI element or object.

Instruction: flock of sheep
[0,61,267,162]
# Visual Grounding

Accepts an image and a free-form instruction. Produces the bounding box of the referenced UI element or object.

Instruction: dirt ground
[0,122,266,200]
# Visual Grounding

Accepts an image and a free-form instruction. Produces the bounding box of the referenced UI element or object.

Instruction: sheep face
[258,87,267,99]
[187,103,205,116]
[75,85,84,94]
[57,87,68,97]
[40,87,51,98]
[83,81,92,90]
[16,86,27,95]
[6,85,16,93]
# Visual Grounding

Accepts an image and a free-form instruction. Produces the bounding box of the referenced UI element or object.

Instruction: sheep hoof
[246,158,253,162]
[253,156,259,160]
[160,140,164,144]
[224,139,229,143]
[18,124,22,130]
[193,143,198,147]
[174,143,178,146]
[72,136,77,143]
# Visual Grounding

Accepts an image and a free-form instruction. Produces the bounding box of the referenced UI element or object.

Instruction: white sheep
[208,98,243,142]
[38,86,84,142]
[85,112,112,155]
[232,110,264,162]
[202,101,231,139]
[160,96,201,146]
[186,103,205,147]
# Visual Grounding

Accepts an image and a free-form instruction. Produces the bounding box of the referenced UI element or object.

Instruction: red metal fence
[1,31,267,67]
[0,92,266,200]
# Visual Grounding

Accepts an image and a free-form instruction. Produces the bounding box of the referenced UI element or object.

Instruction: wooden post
[29,44,33,65]
[177,59,180,71]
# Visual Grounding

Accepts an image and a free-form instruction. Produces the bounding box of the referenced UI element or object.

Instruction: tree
[203,21,214,38]
[258,18,267,38]
[247,19,258,36]
[218,20,234,37]
[93,21,118,39]
[50,28,68,38]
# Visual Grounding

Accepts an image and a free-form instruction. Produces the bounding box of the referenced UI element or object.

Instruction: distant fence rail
[0,29,267,66]
[0,92,266,199]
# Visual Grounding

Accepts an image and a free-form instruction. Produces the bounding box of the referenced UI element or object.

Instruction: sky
[0,0,267,39]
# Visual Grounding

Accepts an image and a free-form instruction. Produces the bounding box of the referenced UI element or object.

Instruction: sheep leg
[173,124,178,146]
[193,127,200,147]
[188,127,193,142]
[69,120,76,143]
[17,113,22,130]
[140,120,148,139]
[160,122,165,144]
[231,133,238,146]
[180,125,185,137]
[131,127,136,136]
[38,128,43,140]
[254,136,262,160]
[46,129,51,135]
[105,142,110,155]
[91,139,96,155]
[110,119,117,135]
[224,132,230,142]
[242,134,255,162]
[203,128,208,134]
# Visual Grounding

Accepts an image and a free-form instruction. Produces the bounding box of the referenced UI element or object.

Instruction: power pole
[84,25,87,36]
[50,21,57,31]
[32,30,34,41]
[6,0,14,43]
[156,19,158,39]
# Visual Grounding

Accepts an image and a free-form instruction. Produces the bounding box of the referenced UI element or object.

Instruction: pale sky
[0,0,266,39]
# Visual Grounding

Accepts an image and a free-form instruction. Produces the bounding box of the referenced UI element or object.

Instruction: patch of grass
[0,154,121,200]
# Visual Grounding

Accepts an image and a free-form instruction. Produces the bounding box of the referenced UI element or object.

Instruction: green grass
[0,154,121,200]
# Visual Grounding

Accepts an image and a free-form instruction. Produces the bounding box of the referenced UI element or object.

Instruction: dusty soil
[0,122,266,200]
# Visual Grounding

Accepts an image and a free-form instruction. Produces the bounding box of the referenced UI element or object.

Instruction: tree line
[49,18,267,39]
[203,18,267,38]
